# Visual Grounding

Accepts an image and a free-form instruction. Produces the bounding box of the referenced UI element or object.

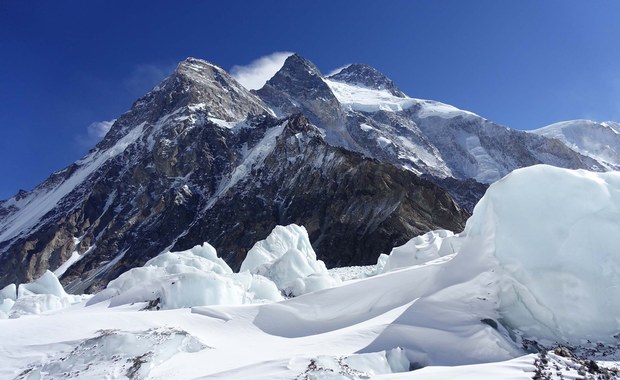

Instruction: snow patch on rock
[324,78,478,119]
[295,347,410,379]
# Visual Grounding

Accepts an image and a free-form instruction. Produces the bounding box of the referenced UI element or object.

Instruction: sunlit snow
[324,78,478,119]
[1,165,619,379]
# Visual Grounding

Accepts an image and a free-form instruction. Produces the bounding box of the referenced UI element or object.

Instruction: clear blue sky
[1,0,619,199]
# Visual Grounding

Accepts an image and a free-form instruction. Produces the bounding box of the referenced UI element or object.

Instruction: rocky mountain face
[254,55,345,129]
[172,114,465,272]
[0,58,467,292]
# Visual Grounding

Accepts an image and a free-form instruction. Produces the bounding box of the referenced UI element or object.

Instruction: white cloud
[123,63,176,96]
[88,120,115,139]
[230,52,294,90]
[325,64,351,78]
[76,120,116,149]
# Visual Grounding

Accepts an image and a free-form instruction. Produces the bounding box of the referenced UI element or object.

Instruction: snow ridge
[532,119,620,168]
[0,122,145,243]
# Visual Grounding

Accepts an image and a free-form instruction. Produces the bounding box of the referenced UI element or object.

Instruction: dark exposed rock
[174,114,467,270]
[423,175,488,214]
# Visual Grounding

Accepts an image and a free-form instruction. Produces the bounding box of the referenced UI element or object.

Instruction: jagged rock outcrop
[253,54,361,150]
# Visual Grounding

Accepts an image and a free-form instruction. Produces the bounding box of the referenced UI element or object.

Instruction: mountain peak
[255,53,343,124]
[156,57,271,120]
[264,53,323,87]
[327,63,405,97]
[175,57,225,75]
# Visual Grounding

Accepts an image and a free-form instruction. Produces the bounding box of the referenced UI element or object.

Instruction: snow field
[324,78,478,119]
[2,165,620,378]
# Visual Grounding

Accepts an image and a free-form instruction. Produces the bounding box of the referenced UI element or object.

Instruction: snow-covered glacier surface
[1,165,620,379]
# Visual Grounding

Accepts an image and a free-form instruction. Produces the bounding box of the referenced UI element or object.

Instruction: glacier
[1,165,619,379]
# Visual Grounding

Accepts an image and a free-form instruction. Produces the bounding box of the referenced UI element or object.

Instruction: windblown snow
[1,165,620,379]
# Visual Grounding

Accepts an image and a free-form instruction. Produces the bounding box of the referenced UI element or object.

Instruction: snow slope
[1,165,619,379]
[322,74,599,185]
[324,78,478,119]
[532,119,620,168]
[0,122,145,243]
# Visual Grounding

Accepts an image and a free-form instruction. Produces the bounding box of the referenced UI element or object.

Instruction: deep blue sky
[1,0,619,199]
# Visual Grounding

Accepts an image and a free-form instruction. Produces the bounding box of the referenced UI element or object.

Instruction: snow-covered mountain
[532,119,620,169]
[1,165,619,379]
[0,53,617,294]
[2,52,620,379]
[253,54,603,185]
[328,65,609,181]
[252,54,606,210]
[0,57,466,292]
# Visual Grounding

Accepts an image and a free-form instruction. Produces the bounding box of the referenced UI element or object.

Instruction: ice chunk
[0,283,16,301]
[17,270,67,298]
[92,242,283,309]
[10,294,70,318]
[462,165,620,343]
[7,271,87,318]
[246,272,284,301]
[376,230,458,274]
[0,298,14,319]
[240,225,340,296]
[240,224,316,273]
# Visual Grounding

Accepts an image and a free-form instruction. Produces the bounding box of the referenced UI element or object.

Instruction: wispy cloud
[325,64,351,78]
[577,74,620,123]
[123,63,176,96]
[230,52,294,90]
[610,76,620,121]
[75,120,116,149]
